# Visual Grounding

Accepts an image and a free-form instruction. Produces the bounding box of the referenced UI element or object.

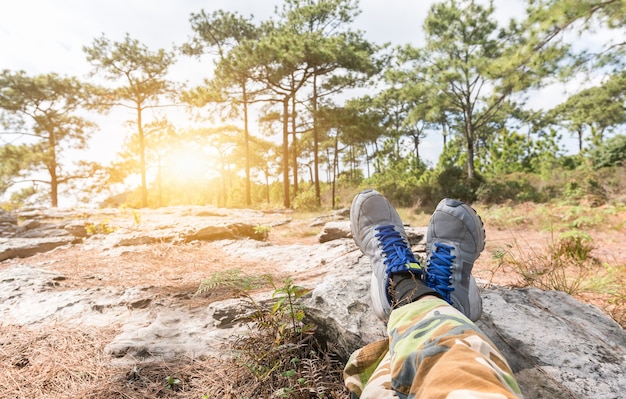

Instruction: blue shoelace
[374,225,422,275]
[425,243,455,303]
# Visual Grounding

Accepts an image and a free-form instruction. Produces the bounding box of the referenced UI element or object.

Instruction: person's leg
[387,296,521,399]
[348,190,522,399]
[344,339,398,398]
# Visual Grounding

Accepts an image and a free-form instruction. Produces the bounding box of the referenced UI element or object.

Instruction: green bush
[232,277,346,398]
[476,173,544,204]
[292,186,320,211]
[364,157,423,207]
[590,134,626,169]
[432,166,482,204]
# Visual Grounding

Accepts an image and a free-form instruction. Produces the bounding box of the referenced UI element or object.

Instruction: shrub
[231,277,346,398]
[590,134,626,169]
[476,173,544,204]
[292,187,320,211]
[195,269,268,297]
[432,166,482,204]
[497,229,599,295]
[85,220,116,235]
[364,159,422,207]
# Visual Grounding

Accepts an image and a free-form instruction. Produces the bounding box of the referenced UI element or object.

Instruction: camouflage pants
[344,297,523,399]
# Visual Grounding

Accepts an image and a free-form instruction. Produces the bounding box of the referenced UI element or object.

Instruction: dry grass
[0,238,345,398]
[0,321,348,399]
[475,201,626,328]
[0,323,348,399]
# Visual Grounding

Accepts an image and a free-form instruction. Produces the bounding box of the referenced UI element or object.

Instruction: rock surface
[0,205,624,399]
[304,242,626,399]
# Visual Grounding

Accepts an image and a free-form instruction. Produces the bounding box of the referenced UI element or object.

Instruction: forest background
[0,0,625,211]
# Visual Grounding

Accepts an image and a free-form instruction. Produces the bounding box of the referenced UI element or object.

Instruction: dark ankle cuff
[389,272,442,309]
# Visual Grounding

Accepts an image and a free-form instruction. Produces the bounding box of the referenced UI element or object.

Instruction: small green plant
[164,375,181,390]
[231,276,346,398]
[84,219,116,235]
[131,209,141,225]
[253,224,272,241]
[554,230,595,261]
[195,269,268,297]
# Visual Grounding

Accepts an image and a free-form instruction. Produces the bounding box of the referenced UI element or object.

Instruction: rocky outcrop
[478,288,626,399]
[317,220,427,248]
[0,206,290,261]
[303,240,626,399]
[0,206,624,398]
[0,208,17,237]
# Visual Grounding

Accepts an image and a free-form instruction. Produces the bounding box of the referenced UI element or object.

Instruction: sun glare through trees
[0,0,625,210]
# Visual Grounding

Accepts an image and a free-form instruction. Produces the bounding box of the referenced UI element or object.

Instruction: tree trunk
[331,131,339,209]
[282,96,291,208]
[48,131,58,207]
[577,128,584,153]
[243,82,251,206]
[364,144,371,178]
[441,116,448,148]
[312,71,321,206]
[138,105,148,207]
[291,87,298,195]
[414,135,420,165]
[465,117,475,180]
[265,171,270,204]
[157,156,163,207]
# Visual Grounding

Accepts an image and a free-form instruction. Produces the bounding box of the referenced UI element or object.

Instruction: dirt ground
[0,212,624,398]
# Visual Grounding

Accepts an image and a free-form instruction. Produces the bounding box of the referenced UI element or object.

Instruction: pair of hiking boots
[350,189,485,322]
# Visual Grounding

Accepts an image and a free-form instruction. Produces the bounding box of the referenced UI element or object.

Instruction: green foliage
[590,134,626,169]
[364,155,423,207]
[228,276,345,398]
[164,375,181,391]
[2,0,624,213]
[476,173,545,204]
[253,224,272,241]
[0,144,33,196]
[292,187,321,211]
[433,166,482,204]
[8,186,40,208]
[485,130,534,175]
[0,70,98,207]
[84,33,176,208]
[195,269,268,297]
[85,220,116,235]
[131,209,141,225]
[528,129,565,178]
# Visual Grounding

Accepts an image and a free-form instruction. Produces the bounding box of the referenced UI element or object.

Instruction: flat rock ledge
[0,206,624,399]
[0,206,292,261]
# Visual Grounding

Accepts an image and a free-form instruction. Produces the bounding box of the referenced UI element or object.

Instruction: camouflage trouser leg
[344,298,523,399]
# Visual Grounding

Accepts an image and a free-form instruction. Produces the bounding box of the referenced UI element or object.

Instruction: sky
[0,0,593,205]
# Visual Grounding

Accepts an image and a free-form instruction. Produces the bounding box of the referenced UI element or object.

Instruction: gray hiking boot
[350,189,424,321]
[425,198,486,321]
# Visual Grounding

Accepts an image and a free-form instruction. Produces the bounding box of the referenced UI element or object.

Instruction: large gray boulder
[304,239,626,399]
[477,288,625,399]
